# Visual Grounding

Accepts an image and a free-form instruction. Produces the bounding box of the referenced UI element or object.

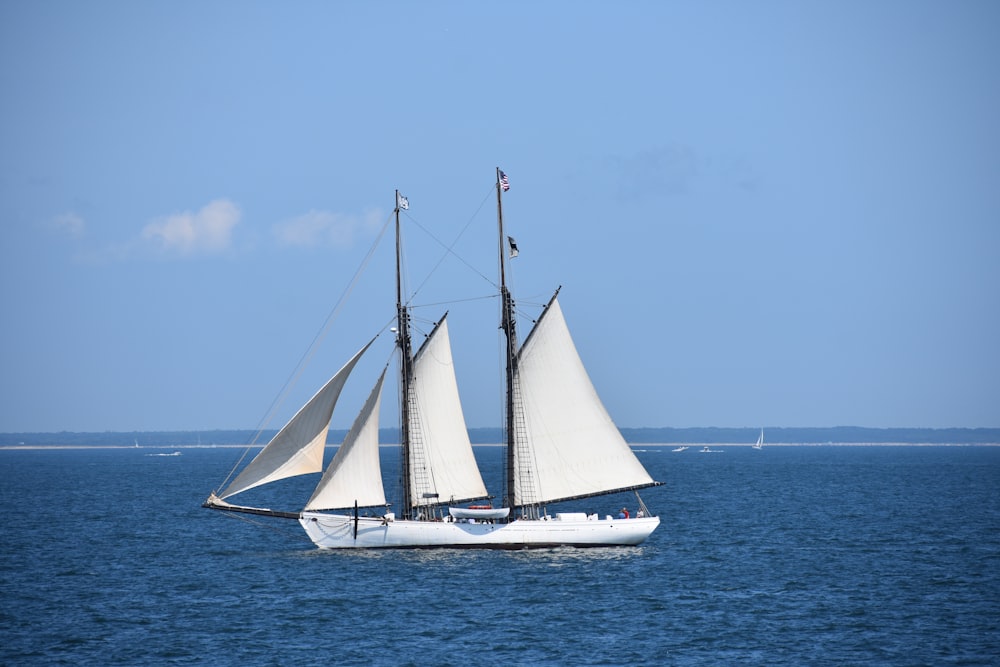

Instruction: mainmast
[497,168,520,513]
[395,190,415,518]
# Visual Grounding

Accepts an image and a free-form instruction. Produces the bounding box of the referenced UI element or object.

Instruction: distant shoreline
[2,442,998,451]
[2,426,998,448]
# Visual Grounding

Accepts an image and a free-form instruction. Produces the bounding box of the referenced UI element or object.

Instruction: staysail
[218,340,373,499]
[304,368,387,511]
[512,296,656,506]
[407,315,488,507]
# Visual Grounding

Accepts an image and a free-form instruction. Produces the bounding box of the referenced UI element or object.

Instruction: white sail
[219,340,373,499]
[513,296,655,505]
[304,369,387,511]
[408,316,488,506]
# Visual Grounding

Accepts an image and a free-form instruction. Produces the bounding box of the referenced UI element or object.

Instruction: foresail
[513,296,655,506]
[304,368,387,511]
[408,316,488,506]
[219,339,374,499]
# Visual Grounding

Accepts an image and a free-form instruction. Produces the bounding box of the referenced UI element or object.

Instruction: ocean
[1,445,998,666]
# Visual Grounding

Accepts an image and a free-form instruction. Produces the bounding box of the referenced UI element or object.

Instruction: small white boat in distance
[672,446,688,453]
[752,429,764,450]
[699,446,722,453]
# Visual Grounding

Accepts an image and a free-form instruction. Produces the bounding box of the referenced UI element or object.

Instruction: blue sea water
[1,445,998,666]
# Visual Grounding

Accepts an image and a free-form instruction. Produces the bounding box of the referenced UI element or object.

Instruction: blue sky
[1,2,998,433]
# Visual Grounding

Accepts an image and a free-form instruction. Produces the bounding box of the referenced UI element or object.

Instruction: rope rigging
[216,213,394,493]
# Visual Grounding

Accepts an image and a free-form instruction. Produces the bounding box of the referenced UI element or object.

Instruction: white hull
[300,511,660,550]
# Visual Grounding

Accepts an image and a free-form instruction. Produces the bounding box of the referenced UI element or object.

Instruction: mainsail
[407,315,488,507]
[218,340,373,499]
[304,369,387,511]
[512,296,657,506]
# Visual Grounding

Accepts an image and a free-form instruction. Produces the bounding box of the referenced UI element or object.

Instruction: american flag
[499,170,510,191]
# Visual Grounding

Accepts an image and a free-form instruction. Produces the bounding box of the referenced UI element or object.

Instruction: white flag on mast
[397,193,409,210]
[508,236,519,258]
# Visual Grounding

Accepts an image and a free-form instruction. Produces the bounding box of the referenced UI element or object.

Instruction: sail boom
[513,481,665,509]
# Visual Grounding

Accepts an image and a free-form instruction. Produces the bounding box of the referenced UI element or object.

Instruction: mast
[395,190,415,518]
[497,168,519,513]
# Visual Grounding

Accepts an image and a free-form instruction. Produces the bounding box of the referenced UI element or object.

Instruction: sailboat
[204,170,662,549]
[752,429,764,450]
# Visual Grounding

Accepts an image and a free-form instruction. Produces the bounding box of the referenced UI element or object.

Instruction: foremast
[395,190,416,519]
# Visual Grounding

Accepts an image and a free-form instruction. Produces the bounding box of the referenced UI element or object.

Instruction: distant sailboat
[752,429,764,450]
[204,170,663,549]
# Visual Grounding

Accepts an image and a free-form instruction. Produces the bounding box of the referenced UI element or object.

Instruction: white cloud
[49,212,86,238]
[274,208,382,248]
[142,199,240,255]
